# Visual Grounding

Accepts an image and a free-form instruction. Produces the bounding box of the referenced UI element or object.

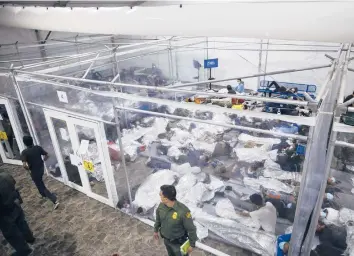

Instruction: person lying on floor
[314,221,347,255]
[239,193,277,233]
[276,233,291,256]
[266,81,298,98]
[322,192,341,210]
[260,188,297,222]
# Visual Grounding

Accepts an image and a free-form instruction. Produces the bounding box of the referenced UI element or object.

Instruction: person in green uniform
[154,185,198,256]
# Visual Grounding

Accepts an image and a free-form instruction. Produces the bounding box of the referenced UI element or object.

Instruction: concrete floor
[0,164,251,256]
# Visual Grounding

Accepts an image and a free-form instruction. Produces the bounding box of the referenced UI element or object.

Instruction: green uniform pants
[164,239,188,256]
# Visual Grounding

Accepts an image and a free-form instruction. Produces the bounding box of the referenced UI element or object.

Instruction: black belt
[162,233,188,245]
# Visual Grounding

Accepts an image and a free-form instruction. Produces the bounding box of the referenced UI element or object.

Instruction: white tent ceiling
[0,1,354,43]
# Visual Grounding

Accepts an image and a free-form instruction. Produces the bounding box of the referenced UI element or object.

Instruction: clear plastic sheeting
[132,169,178,213]
[195,213,276,256]
[114,106,306,255]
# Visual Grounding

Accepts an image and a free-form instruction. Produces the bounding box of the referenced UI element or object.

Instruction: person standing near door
[154,185,198,256]
[21,136,59,210]
[0,170,35,256]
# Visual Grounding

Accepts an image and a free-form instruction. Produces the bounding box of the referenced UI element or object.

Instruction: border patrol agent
[154,185,198,256]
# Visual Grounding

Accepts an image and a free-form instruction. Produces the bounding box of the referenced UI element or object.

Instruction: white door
[44,109,118,207]
[0,98,25,165]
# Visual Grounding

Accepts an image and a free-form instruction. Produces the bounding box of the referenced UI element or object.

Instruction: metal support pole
[316,44,344,101]
[34,29,48,62]
[289,43,347,256]
[14,42,24,67]
[257,39,263,88]
[82,53,100,79]
[338,44,351,103]
[175,44,179,81]
[111,73,120,83]
[110,36,118,76]
[113,107,134,213]
[168,38,175,83]
[10,72,40,147]
[263,39,269,83]
[301,129,337,255]
[324,54,335,61]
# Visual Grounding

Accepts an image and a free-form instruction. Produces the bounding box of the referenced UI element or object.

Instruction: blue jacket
[277,233,291,256]
[234,82,245,93]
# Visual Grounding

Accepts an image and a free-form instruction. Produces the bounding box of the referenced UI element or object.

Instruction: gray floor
[0,164,251,256]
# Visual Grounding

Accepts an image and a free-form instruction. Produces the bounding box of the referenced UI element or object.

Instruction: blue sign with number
[204,58,218,69]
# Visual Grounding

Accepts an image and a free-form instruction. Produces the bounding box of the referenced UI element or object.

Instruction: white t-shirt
[249,202,277,233]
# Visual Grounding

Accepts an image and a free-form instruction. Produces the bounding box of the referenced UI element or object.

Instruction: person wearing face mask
[277,233,291,256]
[154,185,198,256]
[234,79,245,93]
[322,192,341,210]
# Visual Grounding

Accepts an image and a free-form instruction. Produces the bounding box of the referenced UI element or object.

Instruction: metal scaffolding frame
[1,35,354,256]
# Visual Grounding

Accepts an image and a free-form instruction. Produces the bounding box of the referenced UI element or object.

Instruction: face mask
[329,177,336,183]
[320,211,327,218]
[326,193,334,200]
[279,242,286,251]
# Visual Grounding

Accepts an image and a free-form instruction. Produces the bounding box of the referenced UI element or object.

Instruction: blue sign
[204,58,218,69]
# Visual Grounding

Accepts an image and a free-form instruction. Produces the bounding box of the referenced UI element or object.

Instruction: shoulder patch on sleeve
[186,212,192,219]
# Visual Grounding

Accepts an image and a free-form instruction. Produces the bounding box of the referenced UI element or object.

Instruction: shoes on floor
[11,248,33,256]
[53,201,60,210]
[27,237,36,245]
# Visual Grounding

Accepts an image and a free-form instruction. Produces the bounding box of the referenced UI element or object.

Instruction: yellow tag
[172,212,178,220]
[0,131,8,140]
[83,160,94,172]
[186,212,192,219]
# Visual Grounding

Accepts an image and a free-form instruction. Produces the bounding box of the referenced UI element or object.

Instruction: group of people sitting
[274,176,347,256]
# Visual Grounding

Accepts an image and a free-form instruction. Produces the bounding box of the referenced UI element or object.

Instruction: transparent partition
[171,38,207,85]
[116,48,172,90]
[308,131,354,256]
[26,104,62,179]
[0,74,17,98]
[117,103,308,255]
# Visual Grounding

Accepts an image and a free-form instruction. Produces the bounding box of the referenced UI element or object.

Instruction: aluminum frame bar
[289,43,349,256]
[114,106,308,141]
[21,37,172,71]
[338,44,352,104]
[111,73,121,83]
[15,75,316,126]
[316,44,344,101]
[16,68,322,107]
[169,64,331,89]
[82,53,100,79]
[335,140,354,149]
